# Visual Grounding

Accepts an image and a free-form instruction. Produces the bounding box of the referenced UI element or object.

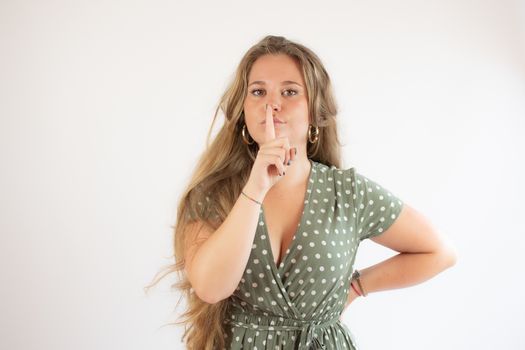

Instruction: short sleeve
[345,168,404,241]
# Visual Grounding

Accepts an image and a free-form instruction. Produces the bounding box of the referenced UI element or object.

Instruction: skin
[243,53,311,193]
[242,53,458,316]
[342,202,458,309]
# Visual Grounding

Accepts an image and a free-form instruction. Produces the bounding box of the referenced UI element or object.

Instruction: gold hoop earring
[308,124,319,143]
[241,124,254,145]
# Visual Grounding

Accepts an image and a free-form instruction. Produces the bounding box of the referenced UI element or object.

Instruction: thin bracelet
[352,269,368,297]
[356,277,368,297]
[350,281,362,296]
[241,190,262,205]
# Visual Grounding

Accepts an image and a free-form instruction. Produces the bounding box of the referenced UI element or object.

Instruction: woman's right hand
[245,104,297,198]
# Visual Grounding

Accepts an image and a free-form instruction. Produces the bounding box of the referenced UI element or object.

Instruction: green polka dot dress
[222,159,404,349]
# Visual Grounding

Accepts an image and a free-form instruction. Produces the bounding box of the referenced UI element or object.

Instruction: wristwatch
[351,269,368,297]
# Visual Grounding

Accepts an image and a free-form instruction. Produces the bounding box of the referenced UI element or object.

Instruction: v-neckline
[261,158,316,275]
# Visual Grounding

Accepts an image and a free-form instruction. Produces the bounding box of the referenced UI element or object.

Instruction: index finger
[265,104,276,142]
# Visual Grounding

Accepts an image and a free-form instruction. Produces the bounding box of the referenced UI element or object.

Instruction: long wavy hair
[144,35,344,350]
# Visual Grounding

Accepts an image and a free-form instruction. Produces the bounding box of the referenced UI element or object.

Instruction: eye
[249,89,298,97]
[250,89,264,96]
[283,89,298,96]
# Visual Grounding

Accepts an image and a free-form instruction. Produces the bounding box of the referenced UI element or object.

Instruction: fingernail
[283,171,286,176]
[287,160,291,166]
[294,147,297,155]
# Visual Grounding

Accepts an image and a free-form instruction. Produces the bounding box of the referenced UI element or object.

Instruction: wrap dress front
[222,159,404,349]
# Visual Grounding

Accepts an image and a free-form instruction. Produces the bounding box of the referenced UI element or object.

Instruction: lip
[262,118,285,124]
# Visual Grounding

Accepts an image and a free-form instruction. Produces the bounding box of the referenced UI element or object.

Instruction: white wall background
[1,0,524,349]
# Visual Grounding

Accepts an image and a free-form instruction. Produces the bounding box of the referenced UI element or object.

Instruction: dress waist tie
[224,310,340,349]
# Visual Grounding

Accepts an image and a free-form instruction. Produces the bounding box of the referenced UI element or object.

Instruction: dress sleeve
[345,168,404,241]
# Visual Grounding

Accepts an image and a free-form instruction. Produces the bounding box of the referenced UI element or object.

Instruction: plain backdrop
[1,0,524,349]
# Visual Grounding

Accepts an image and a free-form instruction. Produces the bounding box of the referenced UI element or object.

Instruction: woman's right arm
[184,181,267,304]
[185,103,293,304]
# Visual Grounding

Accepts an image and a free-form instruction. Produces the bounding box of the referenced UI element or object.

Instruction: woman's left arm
[349,203,458,301]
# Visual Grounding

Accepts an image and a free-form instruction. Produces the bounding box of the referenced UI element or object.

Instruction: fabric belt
[224,310,340,349]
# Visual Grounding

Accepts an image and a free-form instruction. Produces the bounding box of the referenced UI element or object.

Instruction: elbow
[195,289,220,304]
[438,243,458,269]
[192,281,233,305]
[192,280,220,304]
[186,272,218,304]
[447,247,458,267]
[185,266,236,304]
[190,278,221,304]
[186,266,221,304]
[195,288,231,305]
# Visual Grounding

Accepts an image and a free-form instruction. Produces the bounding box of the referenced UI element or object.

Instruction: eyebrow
[248,80,303,87]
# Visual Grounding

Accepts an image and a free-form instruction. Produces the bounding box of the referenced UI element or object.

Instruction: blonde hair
[144,35,344,350]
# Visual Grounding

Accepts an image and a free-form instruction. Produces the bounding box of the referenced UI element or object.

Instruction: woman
[146,35,457,350]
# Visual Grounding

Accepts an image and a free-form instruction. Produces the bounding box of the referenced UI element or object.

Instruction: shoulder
[309,161,359,205]
[312,160,357,186]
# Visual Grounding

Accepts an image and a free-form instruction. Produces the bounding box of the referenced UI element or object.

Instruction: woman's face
[243,54,309,149]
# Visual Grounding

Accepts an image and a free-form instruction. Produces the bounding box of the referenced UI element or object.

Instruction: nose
[265,89,282,112]
[265,103,281,112]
